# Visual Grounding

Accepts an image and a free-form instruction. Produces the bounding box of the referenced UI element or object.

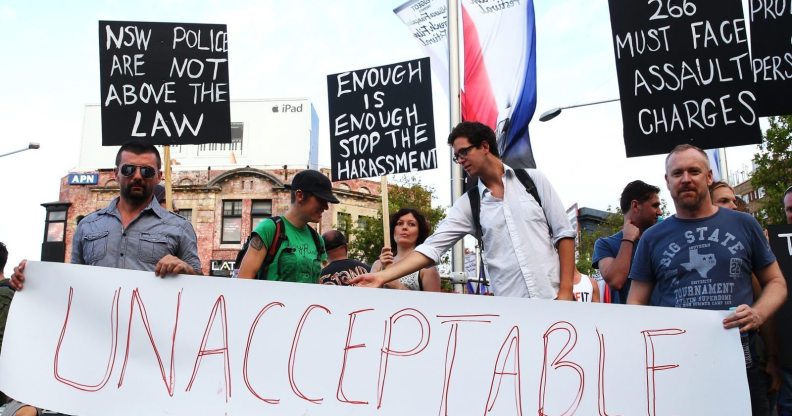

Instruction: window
[199,122,244,153]
[179,209,193,223]
[221,200,242,244]
[357,215,373,230]
[251,200,273,230]
[45,209,67,242]
[337,212,352,235]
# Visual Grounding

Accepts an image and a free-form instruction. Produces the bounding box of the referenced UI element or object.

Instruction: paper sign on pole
[326,58,437,181]
[0,261,749,415]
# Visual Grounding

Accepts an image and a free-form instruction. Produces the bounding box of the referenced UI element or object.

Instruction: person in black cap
[319,230,370,286]
[237,169,340,283]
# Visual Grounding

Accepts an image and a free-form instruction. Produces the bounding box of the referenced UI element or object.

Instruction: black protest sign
[98,21,231,146]
[767,224,792,365]
[748,2,792,116]
[608,0,762,157]
[327,57,436,181]
[768,224,792,287]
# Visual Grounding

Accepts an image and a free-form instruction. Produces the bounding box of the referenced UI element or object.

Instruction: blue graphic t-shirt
[629,208,775,310]
[592,230,632,304]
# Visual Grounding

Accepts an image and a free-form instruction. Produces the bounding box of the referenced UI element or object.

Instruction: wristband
[621,238,635,245]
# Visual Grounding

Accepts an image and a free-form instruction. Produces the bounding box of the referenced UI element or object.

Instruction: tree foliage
[575,200,670,277]
[347,176,446,265]
[576,207,623,277]
[751,115,792,227]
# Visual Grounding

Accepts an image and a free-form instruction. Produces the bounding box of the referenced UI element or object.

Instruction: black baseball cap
[289,170,340,203]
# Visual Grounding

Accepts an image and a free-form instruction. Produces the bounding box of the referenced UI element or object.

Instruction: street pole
[0,142,40,158]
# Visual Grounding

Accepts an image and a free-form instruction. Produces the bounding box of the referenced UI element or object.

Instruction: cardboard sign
[0,262,750,416]
[767,224,792,368]
[748,1,792,116]
[327,58,436,181]
[98,21,231,146]
[768,224,792,279]
[608,0,762,157]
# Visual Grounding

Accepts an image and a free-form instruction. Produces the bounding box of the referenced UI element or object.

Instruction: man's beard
[120,180,152,204]
[674,187,705,211]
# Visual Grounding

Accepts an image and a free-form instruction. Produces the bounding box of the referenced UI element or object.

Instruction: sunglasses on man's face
[119,164,157,179]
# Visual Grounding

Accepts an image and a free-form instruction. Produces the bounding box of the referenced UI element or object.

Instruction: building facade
[42,99,382,276]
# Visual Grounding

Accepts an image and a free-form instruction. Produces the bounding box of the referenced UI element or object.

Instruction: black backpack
[233,216,325,278]
[466,168,542,253]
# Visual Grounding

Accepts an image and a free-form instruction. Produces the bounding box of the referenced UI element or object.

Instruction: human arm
[627,279,654,305]
[556,238,575,301]
[376,247,394,270]
[723,261,787,332]
[420,266,442,292]
[171,222,203,275]
[591,277,601,303]
[237,233,267,279]
[598,218,640,290]
[350,251,434,288]
[10,260,27,291]
[70,221,86,265]
[155,255,197,277]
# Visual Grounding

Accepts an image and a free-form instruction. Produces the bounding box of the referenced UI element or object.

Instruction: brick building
[49,167,380,276]
[40,99,382,275]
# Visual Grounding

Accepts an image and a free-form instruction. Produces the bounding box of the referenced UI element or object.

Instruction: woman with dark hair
[370,208,441,291]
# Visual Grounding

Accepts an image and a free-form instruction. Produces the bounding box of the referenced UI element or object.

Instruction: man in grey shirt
[11,140,202,290]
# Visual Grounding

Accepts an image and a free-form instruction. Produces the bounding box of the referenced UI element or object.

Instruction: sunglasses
[452,144,478,163]
[119,164,157,179]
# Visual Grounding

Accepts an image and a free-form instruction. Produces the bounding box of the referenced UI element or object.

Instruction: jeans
[778,366,792,416]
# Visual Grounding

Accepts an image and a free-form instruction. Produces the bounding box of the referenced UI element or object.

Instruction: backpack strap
[514,168,541,207]
[467,185,488,290]
[258,217,324,278]
[258,216,286,279]
[467,185,483,249]
[466,169,541,291]
[307,224,325,262]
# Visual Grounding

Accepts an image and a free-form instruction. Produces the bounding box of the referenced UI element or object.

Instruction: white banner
[0,262,749,415]
[394,0,450,95]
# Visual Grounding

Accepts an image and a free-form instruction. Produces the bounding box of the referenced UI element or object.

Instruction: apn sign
[67,173,99,185]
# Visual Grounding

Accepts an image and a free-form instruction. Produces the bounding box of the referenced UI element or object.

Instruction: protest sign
[748,0,792,116]
[0,261,750,415]
[608,0,762,157]
[327,58,436,181]
[767,224,792,368]
[98,21,231,146]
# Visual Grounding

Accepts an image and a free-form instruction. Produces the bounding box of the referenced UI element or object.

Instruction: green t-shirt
[252,217,326,283]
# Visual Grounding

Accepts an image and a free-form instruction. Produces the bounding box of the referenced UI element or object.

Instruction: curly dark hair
[389,208,431,254]
[447,121,500,158]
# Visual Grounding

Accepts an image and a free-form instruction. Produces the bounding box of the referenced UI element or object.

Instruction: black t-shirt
[320,258,370,286]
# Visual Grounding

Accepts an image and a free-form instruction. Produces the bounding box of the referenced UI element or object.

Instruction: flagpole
[448,0,465,279]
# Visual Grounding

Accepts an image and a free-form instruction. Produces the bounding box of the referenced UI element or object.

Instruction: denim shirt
[71,197,202,274]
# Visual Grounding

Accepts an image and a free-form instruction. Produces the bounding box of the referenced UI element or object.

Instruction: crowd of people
[1,122,790,415]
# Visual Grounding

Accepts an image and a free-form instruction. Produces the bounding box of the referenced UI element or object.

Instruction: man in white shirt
[352,121,576,300]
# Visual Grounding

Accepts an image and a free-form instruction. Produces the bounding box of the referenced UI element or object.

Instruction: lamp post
[0,142,40,158]
[538,98,620,122]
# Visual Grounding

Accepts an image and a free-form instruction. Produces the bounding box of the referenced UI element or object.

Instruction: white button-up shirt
[415,164,575,298]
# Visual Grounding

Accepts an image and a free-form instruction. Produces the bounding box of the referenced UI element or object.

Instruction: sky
[0,0,763,270]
